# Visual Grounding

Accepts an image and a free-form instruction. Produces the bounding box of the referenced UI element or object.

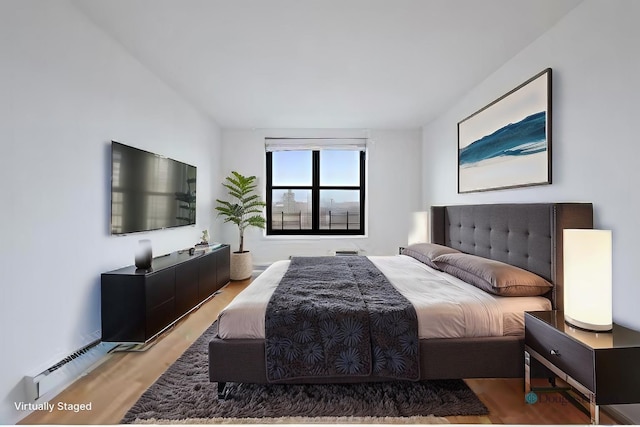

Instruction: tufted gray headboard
[430,203,593,310]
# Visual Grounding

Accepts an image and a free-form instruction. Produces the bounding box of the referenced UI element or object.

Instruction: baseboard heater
[23,340,113,401]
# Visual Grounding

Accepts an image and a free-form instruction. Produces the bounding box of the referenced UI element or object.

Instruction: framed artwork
[458,68,552,193]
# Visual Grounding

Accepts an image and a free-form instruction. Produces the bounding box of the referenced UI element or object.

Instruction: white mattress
[217,255,551,339]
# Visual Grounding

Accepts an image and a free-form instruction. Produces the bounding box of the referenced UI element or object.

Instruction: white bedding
[216,255,551,339]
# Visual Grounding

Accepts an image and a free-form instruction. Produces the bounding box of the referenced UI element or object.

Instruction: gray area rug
[121,322,488,423]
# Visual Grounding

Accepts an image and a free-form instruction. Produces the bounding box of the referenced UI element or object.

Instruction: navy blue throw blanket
[265,256,419,383]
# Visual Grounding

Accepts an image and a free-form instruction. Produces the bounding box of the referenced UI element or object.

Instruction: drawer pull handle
[550,349,560,356]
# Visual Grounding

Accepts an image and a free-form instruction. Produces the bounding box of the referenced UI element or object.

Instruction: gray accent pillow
[402,243,461,269]
[432,253,553,297]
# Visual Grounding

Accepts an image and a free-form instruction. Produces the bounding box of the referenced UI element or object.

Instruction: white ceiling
[72,0,582,129]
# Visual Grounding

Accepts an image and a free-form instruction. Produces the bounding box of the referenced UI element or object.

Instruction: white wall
[422,0,640,421]
[0,1,222,423]
[219,129,422,264]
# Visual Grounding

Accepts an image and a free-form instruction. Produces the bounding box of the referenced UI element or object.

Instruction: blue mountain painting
[459,111,546,167]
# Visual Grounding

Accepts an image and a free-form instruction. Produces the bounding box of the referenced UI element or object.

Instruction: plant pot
[230,251,253,280]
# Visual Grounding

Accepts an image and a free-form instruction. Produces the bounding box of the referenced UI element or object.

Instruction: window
[266,138,366,235]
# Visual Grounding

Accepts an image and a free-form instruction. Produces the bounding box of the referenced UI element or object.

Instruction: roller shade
[265,138,367,152]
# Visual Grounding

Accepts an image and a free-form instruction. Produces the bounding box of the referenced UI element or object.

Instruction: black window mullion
[266,151,273,234]
[271,186,313,190]
[360,150,365,232]
[317,186,360,191]
[311,151,320,231]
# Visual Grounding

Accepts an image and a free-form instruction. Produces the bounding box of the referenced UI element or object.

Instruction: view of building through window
[271,189,361,230]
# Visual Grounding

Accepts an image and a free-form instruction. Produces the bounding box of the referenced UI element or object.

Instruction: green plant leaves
[215,171,266,252]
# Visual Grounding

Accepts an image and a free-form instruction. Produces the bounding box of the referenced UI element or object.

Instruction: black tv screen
[110,141,197,235]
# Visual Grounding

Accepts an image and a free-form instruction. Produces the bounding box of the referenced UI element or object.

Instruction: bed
[209,203,593,396]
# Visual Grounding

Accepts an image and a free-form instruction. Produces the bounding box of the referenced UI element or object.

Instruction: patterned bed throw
[265,256,419,382]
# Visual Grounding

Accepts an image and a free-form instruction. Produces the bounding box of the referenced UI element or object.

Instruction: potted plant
[215,171,266,280]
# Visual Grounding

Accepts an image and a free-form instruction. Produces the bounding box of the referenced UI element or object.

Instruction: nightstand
[525,311,640,424]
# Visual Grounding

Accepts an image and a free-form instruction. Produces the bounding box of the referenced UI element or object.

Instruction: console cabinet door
[198,252,217,300]
[101,275,145,342]
[145,268,176,339]
[215,247,230,289]
[175,260,199,317]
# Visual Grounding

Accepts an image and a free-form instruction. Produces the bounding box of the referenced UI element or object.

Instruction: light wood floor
[19,278,617,425]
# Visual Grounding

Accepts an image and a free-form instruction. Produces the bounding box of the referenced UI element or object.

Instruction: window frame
[266,149,366,236]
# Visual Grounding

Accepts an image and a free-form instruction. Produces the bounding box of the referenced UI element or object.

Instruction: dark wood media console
[101,245,230,343]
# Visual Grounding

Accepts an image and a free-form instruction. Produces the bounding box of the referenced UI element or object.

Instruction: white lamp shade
[563,229,612,331]
[408,211,430,245]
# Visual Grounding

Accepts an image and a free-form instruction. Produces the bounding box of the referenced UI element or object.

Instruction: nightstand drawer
[526,315,594,390]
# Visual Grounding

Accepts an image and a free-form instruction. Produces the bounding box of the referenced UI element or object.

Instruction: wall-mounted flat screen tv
[110,141,197,235]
